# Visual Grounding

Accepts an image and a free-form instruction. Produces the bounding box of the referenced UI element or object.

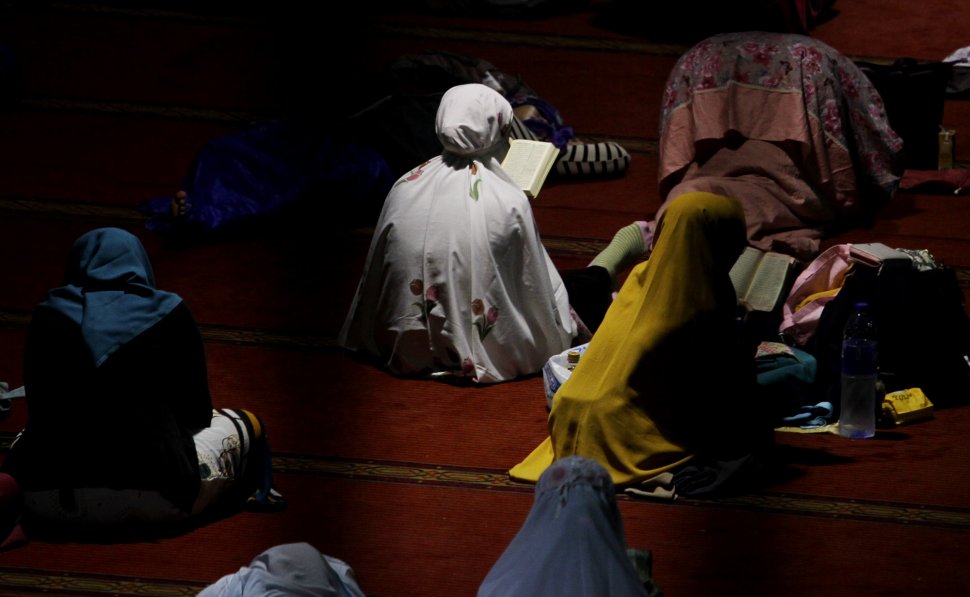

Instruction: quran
[729,246,800,313]
[501,139,559,199]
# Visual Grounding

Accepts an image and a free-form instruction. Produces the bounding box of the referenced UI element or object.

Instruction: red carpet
[2,2,970,596]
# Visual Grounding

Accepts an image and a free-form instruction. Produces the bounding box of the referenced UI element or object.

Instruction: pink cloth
[658,32,903,260]
[779,243,853,346]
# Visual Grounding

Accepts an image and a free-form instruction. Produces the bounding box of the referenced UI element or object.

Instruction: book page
[501,140,558,198]
[743,252,796,312]
[729,246,763,299]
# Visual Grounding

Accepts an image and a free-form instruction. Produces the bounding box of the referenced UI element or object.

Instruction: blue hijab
[479,456,649,596]
[40,228,183,367]
[198,543,366,597]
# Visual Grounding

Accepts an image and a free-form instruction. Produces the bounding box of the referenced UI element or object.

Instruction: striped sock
[556,141,631,176]
[509,114,540,141]
[589,222,648,278]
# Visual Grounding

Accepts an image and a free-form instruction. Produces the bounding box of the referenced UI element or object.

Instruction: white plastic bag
[542,343,589,410]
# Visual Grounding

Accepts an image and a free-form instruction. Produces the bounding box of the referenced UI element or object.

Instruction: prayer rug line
[15,96,655,150]
[272,453,970,531]
[0,566,204,597]
[39,3,940,69]
[0,433,966,533]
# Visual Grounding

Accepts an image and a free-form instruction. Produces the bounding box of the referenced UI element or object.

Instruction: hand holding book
[500,139,559,199]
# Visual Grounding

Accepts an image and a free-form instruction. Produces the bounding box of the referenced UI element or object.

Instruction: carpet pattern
[2,2,970,596]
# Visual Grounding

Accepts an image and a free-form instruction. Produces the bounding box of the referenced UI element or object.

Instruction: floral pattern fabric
[657,32,904,258]
[340,84,575,383]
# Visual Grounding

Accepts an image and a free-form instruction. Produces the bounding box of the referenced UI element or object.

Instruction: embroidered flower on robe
[410,279,440,323]
[394,160,431,188]
[472,298,499,341]
[470,162,482,200]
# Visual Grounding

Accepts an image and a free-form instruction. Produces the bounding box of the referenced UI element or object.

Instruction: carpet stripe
[8,193,970,272]
[34,3,951,67]
[0,308,341,350]
[271,455,970,530]
[375,22,691,56]
[0,196,145,222]
[0,431,963,531]
[3,236,970,350]
[19,96,260,125]
[0,567,202,596]
[13,98,653,152]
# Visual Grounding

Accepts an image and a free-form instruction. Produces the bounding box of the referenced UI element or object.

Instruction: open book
[501,139,559,199]
[729,246,800,313]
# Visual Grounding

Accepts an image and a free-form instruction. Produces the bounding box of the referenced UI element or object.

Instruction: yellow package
[881,388,934,425]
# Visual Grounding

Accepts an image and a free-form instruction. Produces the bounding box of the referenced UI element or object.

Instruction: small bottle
[838,302,879,439]
[939,127,956,170]
[566,350,581,370]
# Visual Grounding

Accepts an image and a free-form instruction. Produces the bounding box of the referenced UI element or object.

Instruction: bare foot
[170,190,188,219]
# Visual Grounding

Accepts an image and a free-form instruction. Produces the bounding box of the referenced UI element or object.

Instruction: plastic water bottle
[838,302,878,438]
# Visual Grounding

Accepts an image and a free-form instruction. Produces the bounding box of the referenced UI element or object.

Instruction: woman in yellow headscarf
[511,191,770,494]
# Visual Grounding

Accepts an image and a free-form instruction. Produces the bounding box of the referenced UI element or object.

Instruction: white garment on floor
[23,409,249,524]
[340,83,575,383]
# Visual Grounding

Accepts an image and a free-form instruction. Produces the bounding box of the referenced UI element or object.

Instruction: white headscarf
[340,83,575,383]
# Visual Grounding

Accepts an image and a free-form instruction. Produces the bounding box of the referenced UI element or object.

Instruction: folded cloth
[0,381,25,420]
[0,381,25,399]
[944,46,970,96]
[671,455,754,498]
[623,472,677,500]
[623,472,677,501]
[780,401,835,428]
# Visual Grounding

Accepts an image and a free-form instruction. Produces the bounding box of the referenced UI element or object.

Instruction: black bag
[857,59,953,170]
[812,260,970,409]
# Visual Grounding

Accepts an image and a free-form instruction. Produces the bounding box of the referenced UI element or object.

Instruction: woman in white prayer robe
[340,83,582,384]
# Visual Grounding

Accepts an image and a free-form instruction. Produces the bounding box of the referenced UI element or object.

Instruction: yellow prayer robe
[510,192,753,486]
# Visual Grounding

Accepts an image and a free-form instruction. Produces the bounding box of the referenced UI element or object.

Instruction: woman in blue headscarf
[4,227,282,527]
[199,542,367,597]
[479,456,659,596]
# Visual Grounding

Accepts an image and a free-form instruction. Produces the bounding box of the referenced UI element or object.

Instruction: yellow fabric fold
[510,191,750,486]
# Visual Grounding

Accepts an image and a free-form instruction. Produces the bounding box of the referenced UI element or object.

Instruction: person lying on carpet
[140,51,631,243]
[138,117,396,238]
[2,227,284,529]
[340,83,649,384]
[646,31,904,262]
[479,456,660,597]
[510,192,774,498]
[351,49,632,180]
[199,542,366,597]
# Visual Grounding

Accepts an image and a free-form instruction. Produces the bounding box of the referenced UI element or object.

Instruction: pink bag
[779,244,853,346]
